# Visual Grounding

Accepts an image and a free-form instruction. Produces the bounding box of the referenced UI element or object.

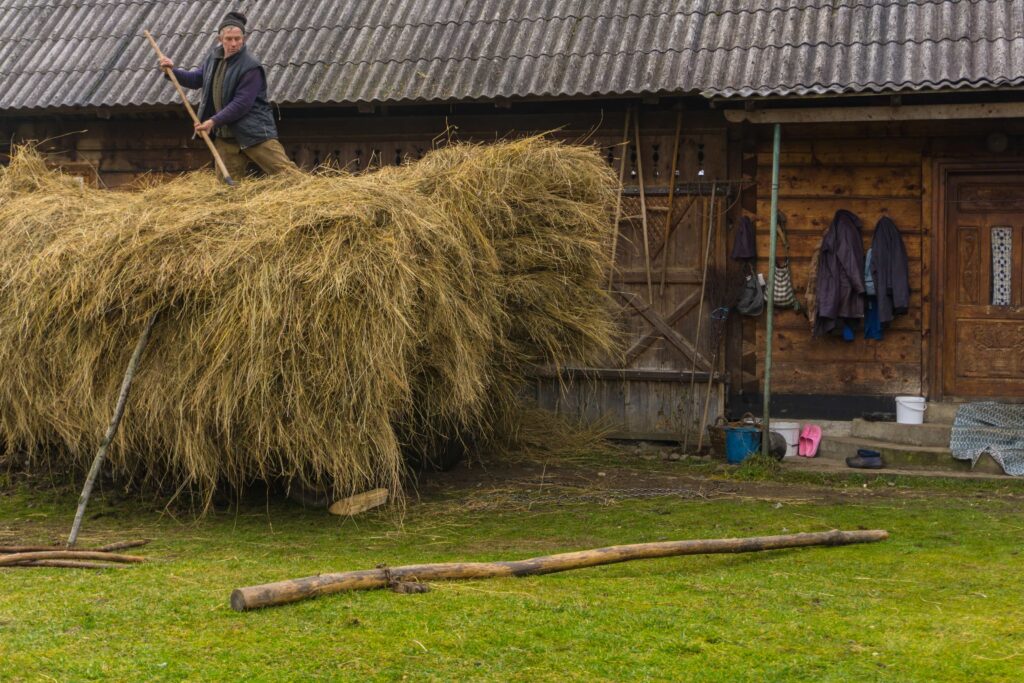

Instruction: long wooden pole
[607,107,631,289]
[632,111,654,302]
[231,529,888,611]
[762,124,782,458]
[67,313,158,548]
[659,108,684,295]
[143,30,236,185]
[682,184,716,453]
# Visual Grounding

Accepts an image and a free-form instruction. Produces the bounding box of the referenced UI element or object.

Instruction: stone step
[782,456,1010,481]
[850,418,951,448]
[925,402,960,425]
[817,435,1005,475]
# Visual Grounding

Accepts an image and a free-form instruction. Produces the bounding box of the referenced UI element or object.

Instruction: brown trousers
[213,137,299,180]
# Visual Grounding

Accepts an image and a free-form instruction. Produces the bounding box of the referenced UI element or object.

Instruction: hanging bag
[771,212,803,313]
[736,263,765,316]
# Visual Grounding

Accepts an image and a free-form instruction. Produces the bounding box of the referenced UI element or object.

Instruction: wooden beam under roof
[725,101,1024,124]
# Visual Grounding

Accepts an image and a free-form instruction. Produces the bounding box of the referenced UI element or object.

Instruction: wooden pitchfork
[144,30,235,185]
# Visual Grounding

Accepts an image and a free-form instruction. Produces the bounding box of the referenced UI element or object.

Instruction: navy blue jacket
[172,44,277,149]
[870,217,910,324]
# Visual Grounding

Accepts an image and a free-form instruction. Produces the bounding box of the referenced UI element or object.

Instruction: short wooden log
[328,488,388,516]
[0,550,146,567]
[230,529,889,611]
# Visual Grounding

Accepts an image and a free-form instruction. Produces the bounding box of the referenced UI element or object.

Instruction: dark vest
[197,45,277,149]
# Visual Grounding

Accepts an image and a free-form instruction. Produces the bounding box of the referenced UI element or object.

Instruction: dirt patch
[412,457,893,508]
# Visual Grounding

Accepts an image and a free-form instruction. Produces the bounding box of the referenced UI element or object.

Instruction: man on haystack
[156,11,297,179]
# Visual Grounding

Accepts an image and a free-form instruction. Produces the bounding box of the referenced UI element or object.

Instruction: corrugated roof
[1,0,1022,111]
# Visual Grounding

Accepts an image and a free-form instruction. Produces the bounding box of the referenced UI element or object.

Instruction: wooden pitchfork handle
[143,30,235,185]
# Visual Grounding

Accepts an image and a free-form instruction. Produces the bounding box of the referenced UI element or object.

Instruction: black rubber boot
[846,448,885,469]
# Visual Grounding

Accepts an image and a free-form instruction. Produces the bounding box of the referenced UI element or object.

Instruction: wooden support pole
[67,312,158,548]
[607,107,631,289]
[762,124,782,458]
[230,529,889,611]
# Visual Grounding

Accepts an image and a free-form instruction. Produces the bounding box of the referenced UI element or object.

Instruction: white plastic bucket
[772,421,801,458]
[895,396,927,425]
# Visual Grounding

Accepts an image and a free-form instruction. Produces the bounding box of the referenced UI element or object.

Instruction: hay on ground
[0,137,619,505]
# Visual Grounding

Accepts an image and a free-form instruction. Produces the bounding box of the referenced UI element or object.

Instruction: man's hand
[158,56,174,70]
[194,119,215,134]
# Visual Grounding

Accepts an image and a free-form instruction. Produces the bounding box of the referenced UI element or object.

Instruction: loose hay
[0,138,620,505]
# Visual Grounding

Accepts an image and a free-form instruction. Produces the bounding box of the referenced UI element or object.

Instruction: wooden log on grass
[95,539,151,552]
[230,529,889,611]
[328,488,388,516]
[1,539,149,554]
[0,545,62,554]
[15,560,127,570]
[0,550,146,567]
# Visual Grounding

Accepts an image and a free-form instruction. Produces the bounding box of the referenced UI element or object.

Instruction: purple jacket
[813,210,866,336]
[172,65,263,127]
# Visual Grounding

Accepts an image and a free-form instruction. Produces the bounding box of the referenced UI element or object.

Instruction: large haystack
[0,138,618,503]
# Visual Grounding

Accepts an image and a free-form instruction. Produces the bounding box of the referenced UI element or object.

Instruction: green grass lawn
[2,462,1023,682]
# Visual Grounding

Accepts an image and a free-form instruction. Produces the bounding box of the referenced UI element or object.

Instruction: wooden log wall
[745,119,1024,402]
[748,128,925,397]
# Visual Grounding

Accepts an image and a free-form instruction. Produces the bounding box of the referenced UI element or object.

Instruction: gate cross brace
[616,291,712,372]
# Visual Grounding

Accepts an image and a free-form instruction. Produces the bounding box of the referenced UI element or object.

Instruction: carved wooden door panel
[943,174,1024,398]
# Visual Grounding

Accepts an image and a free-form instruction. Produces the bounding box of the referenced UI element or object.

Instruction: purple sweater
[172,65,263,126]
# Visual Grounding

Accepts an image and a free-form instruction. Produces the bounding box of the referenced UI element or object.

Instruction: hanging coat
[870,216,910,324]
[813,210,866,337]
[731,216,757,261]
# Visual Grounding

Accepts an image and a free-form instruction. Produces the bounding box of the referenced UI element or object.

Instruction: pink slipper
[798,424,822,457]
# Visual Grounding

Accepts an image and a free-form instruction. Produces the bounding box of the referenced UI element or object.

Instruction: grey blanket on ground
[950,403,1024,476]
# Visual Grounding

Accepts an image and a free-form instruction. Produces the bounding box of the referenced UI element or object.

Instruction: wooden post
[762,124,782,458]
[67,313,158,548]
[230,529,889,611]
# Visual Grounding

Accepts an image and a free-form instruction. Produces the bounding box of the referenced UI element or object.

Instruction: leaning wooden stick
[607,107,631,289]
[682,183,717,454]
[231,529,889,611]
[143,30,235,185]
[67,312,159,548]
[659,108,684,296]
[633,111,654,302]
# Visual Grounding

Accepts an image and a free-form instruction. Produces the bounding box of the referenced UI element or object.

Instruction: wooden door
[942,173,1024,398]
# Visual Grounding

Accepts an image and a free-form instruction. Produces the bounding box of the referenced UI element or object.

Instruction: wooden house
[2,1,1022,443]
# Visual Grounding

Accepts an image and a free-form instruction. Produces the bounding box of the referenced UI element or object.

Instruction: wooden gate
[536,111,729,441]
